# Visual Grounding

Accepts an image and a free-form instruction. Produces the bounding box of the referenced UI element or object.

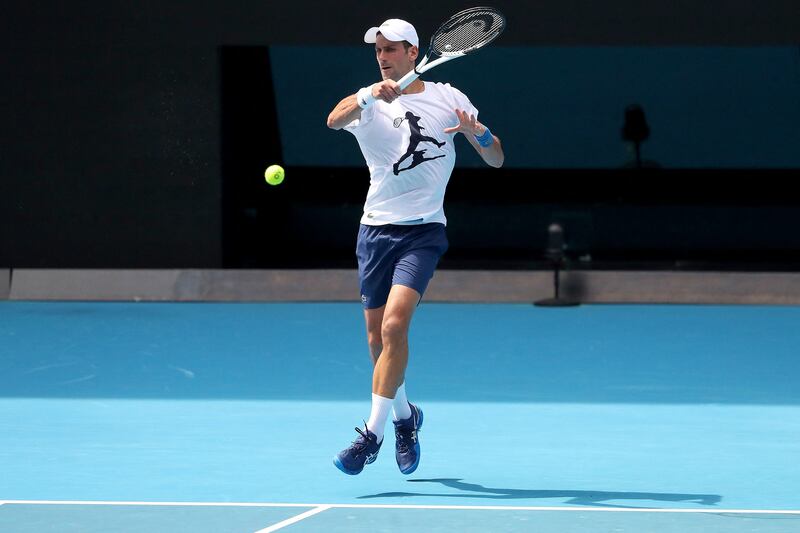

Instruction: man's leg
[372,284,420,399]
[364,305,385,365]
[333,286,419,476]
[365,305,413,423]
[374,285,426,475]
[363,285,419,439]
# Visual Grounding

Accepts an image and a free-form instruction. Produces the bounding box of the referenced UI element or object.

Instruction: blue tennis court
[1,301,799,532]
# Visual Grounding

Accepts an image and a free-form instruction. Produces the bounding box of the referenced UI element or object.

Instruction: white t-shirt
[345,81,478,226]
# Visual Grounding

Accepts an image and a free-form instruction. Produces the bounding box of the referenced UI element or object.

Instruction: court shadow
[358,478,722,509]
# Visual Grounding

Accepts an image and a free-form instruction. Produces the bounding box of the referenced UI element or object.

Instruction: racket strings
[431,8,505,56]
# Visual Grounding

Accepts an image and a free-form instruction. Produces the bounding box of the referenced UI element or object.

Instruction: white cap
[364,19,419,48]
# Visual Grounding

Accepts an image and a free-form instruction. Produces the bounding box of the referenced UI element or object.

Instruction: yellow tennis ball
[264,164,284,186]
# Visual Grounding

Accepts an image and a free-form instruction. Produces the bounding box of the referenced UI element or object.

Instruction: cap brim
[363,27,379,43]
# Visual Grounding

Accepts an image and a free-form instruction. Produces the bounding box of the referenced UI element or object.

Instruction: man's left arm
[444,109,504,168]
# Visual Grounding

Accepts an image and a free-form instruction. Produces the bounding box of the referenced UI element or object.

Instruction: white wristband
[356,86,376,109]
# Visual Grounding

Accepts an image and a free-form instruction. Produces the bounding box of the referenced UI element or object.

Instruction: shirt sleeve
[343,103,376,132]
[449,85,479,120]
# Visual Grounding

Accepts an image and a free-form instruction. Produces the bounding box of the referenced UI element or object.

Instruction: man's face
[375,33,418,81]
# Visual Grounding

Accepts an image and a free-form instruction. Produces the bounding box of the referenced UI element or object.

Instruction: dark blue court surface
[1,302,799,531]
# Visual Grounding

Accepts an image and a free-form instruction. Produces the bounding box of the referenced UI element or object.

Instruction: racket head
[429,7,506,58]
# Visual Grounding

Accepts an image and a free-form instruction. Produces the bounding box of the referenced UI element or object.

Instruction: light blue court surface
[1,301,799,532]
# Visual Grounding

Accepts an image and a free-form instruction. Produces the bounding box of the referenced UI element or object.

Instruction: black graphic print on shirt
[392,112,447,175]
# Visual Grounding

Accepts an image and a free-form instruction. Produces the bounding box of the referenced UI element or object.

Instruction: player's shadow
[358,478,721,509]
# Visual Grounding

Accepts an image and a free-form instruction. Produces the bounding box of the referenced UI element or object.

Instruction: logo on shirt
[392,112,446,176]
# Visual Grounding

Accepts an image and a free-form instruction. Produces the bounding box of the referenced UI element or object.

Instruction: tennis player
[327,18,504,475]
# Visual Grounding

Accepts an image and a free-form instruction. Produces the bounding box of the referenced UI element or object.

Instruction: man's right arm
[326,94,363,130]
[326,81,403,130]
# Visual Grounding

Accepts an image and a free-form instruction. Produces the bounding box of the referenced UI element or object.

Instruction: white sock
[392,382,412,421]
[366,393,394,442]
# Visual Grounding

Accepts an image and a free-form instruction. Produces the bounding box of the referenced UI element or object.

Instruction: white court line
[1,500,800,514]
[0,501,311,508]
[253,505,331,533]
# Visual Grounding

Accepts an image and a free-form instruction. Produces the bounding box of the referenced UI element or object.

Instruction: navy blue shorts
[356,223,449,309]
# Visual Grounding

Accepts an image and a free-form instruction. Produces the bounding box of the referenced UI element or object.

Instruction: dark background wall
[2,1,799,269]
[275,46,800,168]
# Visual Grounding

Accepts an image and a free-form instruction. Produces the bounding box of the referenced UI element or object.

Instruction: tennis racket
[397,6,506,91]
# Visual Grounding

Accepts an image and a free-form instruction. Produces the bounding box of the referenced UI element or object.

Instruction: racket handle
[398,70,420,91]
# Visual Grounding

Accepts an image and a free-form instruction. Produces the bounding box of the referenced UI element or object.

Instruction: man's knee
[381,315,409,346]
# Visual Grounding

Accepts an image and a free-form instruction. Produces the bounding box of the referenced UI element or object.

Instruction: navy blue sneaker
[333,424,382,475]
[393,403,423,474]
